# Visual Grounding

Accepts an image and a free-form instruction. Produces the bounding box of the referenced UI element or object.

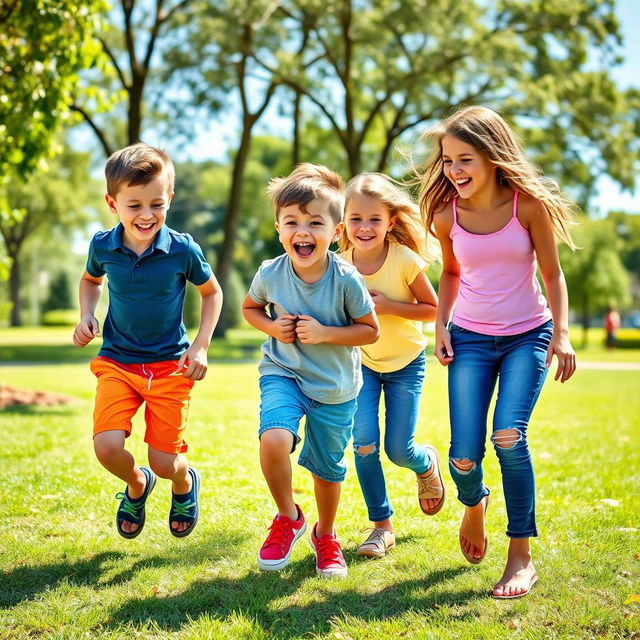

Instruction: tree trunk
[8,251,21,327]
[214,119,254,337]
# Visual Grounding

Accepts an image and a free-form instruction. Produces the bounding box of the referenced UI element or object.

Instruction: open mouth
[134,222,156,233]
[455,178,472,189]
[294,242,315,257]
[356,235,376,243]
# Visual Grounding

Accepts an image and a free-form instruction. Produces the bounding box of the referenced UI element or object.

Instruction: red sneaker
[309,523,348,578]
[257,505,307,571]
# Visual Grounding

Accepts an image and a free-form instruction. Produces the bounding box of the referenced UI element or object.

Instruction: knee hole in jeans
[451,458,475,473]
[491,428,523,449]
[355,443,376,457]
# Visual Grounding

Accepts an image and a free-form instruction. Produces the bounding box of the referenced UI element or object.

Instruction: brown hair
[267,163,345,224]
[418,106,576,249]
[105,142,175,197]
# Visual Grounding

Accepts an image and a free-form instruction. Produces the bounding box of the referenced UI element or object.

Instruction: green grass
[1,332,639,639]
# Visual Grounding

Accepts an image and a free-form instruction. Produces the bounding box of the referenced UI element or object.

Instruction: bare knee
[355,443,376,457]
[260,428,295,455]
[451,458,475,472]
[148,450,181,479]
[492,428,522,449]
[93,432,125,463]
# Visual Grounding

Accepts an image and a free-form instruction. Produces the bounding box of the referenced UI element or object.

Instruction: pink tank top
[450,191,552,335]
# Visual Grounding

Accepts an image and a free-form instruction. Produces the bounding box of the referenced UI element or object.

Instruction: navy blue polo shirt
[86,223,212,363]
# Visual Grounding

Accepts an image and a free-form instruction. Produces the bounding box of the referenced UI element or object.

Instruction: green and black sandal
[115,466,156,539]
[169,467,201,538]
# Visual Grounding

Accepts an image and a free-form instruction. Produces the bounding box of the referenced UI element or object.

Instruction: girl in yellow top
[340,173,444,557]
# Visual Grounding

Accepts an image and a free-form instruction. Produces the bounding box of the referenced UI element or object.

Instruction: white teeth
[456,178,470,185]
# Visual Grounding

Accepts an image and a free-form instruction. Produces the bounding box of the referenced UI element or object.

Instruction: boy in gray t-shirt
[242,163,379,578]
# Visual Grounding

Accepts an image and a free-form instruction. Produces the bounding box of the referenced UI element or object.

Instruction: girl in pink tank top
[418,106,577,600]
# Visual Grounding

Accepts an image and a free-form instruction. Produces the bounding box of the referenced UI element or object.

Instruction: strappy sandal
[417,445,446,515]
[460,493,490,564]
[169,467,201,538]
[115,466,156,539]
[356,528,396,558]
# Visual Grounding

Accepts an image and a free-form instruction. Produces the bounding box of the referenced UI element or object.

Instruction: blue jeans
[448,320,553,538]
[352,352,431,522]
[258,375,357,483]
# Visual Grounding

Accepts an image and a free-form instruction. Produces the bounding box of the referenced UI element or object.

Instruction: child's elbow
[365,324,380,344]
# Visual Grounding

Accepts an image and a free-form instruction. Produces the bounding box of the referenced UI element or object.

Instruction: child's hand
[295,315,326,344]
[73,315,100,347]
[369,289,392,315]
[272,314,298,343]
[546,331,576,383]
[178,344,208,380]
[434,324,453,366]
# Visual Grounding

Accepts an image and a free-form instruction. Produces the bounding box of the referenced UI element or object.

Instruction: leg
[491,323,551,596]
[447,326,498,561]
[260,428,297,520]
[147,446,191,534]
[94,430,147,535]
[352,366,392,526]
[313,474,340,536]
[382,353,442,514]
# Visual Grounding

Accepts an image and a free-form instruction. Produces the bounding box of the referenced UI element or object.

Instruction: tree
[71,0,195,156]
[255,0,639,200]
[167,0,287,333]
[560,218,631,347]
[0,0,105,179]
[0,149,100,325]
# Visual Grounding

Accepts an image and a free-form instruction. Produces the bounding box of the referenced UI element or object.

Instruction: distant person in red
[605,306,621,349]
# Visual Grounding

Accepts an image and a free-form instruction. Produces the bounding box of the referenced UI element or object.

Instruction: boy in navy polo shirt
[242,164,379,577]
[73,143,222,539]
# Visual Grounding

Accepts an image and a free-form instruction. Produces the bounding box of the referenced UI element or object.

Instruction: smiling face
[275,198,343,283]
[105,171,173,254]
[441,135,497,198]
[344,193,395,255]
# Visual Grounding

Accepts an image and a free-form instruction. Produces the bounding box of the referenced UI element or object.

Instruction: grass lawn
[1,329,639,639]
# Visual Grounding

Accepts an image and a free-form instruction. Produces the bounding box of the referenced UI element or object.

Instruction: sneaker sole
[257,520,307,571]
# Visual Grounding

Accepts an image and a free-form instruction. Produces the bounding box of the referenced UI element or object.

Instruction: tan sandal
[417,445,445,515]
[356,528,396,558]
[460,493,490,564]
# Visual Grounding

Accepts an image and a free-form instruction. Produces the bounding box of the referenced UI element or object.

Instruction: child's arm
[178,274,223,380]
[522,197,576,383]
[368,272,438,321]
[73,270,104,347]
[241,293,298,343]
[295,311,379,346]
[433,208,459,366]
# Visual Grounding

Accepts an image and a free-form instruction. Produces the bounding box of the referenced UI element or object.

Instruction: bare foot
[459,494,489,562]
[493,539,537,598]
[417,446,445,515]
[120,470,147,535]
[418,467,442,513]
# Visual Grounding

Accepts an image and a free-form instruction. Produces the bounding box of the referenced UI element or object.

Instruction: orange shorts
[90,357,195,454]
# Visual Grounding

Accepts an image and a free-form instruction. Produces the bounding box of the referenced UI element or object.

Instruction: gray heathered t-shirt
[249,251,375,404]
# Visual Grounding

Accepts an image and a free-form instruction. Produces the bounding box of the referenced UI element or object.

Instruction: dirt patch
[0,382,74,409]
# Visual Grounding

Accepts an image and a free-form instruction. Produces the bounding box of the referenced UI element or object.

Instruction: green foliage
[43,271,73,312]
[0,0,106,179]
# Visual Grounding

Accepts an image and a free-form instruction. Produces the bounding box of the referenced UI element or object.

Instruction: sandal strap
[116,491,143,524]
[417,472,443,499]
[359,528,393,552]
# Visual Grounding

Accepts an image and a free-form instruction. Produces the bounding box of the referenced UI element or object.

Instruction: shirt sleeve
[344,271,375,320]
[86,237,105,278]
[403,248,428,285]
[185,236,213,286]
[248,266,268,305]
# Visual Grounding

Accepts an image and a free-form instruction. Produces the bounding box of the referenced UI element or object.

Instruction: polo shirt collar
[107,223,171,254]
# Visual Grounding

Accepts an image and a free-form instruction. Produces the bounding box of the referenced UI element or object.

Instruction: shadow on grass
[107,562,478,637]
[0,533,246,609]
[0,404,77,416]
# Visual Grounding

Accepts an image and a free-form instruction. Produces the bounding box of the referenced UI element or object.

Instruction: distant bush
[42,309,77,326]
[611,328,640,349]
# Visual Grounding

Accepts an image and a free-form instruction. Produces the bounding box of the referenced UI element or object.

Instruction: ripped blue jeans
[448,320,553,538]
[352,352,431,522]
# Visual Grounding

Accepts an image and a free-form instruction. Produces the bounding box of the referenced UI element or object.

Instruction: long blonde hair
[340,172,439,264]
[418,106,576,249]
